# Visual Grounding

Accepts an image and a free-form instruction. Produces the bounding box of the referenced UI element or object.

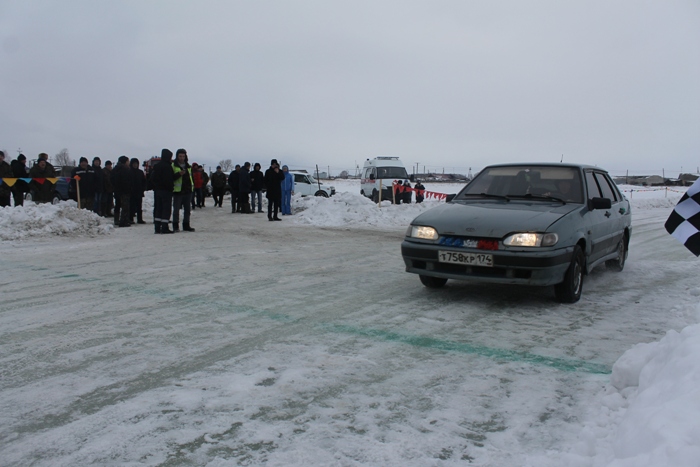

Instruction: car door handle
[604,211,611,218]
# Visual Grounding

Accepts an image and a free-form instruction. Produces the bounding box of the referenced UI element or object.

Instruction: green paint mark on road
[326,324,611,375]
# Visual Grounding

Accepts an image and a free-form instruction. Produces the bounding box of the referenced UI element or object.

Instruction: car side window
[594,172,617,202]
[585,172,602,200]
[600,173,622,201]
[294,174,303,183]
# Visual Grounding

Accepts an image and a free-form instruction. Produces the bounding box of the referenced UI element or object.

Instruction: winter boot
[137,213,146,225]
[183,222,195,232]
[155,222,162,234]
[114,208,120,226]
[161,222,174,234]
[173,222,180,232]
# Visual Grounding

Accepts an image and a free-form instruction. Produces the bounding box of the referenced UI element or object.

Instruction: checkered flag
[665,178,700,256]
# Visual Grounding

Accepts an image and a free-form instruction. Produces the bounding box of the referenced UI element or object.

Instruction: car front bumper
[401,240,574,286]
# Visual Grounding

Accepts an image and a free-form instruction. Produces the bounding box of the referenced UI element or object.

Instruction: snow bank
[567,304,700,467]
[293,191,442,228]
[0,201,113,241]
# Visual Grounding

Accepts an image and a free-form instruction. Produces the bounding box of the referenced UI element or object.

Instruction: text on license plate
[438,250,493,267]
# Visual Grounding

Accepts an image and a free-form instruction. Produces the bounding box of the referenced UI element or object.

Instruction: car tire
[372,190,378,203]
[605,237,627,272]
[419,275,448,288]
[25,191,36,203]
[314,190,329,198]
[52,193,61,204]
[554,245,584,303]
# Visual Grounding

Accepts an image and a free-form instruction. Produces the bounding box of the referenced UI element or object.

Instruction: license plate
[438,250,493,267]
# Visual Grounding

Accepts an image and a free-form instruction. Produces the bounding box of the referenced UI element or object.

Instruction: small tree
[54,148,74,167]
[218,159,234,171]
[339,170,349,179]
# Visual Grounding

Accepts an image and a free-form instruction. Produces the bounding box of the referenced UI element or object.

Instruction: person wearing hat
[150,148,176,233]
[264,159,285,221]
[28,157,54,203]
[239,162,253,213]
[191,162,203,210]
[210,166,227,207]
[91,157,105,215]
[10,154,29,206]
[280,165,294,215]
[228,164,241,213]
[414,179,425,203]
[70,157,96,209]
[0,151,13,207]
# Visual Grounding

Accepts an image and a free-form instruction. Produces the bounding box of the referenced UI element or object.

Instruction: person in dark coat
[239,162,252,213]
[228,164,241,213]
[172,149,194,232]
[200,168,209,207]
[111,156,133,227]
[250,162,264,213]
[210,166,227,207]
[10,154,29,206]
[414,180,425,203]
[129,158,146,224]
[0,151,12,207]
[92,157,104,215]
[28,158,54,203]
[150,148,175,234]
[70,157,95,210]
[102,161,114,216]
[402,179,412,204]
[264,159,285,221]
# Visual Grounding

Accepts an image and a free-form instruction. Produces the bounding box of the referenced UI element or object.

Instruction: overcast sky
[1,0,698,176]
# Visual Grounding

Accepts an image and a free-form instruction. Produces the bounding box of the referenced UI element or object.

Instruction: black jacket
[111,162,133,196]
[264,166,285,200]
[11,159,28,178]
[71,165,96,198]
[150,149,175,192]
[250,169,264,191]
[211,171,227,188]
[131,167,146,197]
[239,167,251,194]
[228,170,240,191]
[92,165,104,194]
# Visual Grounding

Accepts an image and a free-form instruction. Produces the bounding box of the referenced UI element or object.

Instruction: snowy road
[1,194,697,465]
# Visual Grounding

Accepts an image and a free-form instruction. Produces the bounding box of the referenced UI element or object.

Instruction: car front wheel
[314,190,329,198]
[419,275,447,288]
[554,245,584,303]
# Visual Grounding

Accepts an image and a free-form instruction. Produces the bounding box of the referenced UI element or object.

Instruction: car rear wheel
[372,190,379,203]
[419,275,447,288]
[52,193,61,204]
[554,245,584,303]
[605,237,627,272]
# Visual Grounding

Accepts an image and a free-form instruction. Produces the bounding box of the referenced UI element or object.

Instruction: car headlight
[407,225,438,240]
[503,232,558,247]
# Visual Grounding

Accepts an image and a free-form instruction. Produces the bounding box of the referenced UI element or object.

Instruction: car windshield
[456,166,584,203]
[307,175,316,183]
[376,167,409,179]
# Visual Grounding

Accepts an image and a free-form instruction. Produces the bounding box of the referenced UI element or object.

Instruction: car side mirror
[369,174,375,180]
[589,197,611,210]
[446,193,456,202]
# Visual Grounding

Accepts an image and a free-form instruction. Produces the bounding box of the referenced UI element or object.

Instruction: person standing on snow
[129,158,146,224]
[264,159,284,221]
[0,151,13,207]
[111,155,133,227]
[239,162,253,214]
[228,164,241,213]
[92,157,105,216]
[280,165,294,215]
[10,154,29,207]
[414,179,425,203]
[191,162,204,210]
[210,166,227,207]
[71,157,95,210]
[29,158,55,203]
[250,162,264,213]
[172,149,195,232]
[150,148,176,234]
[102,161,114,216]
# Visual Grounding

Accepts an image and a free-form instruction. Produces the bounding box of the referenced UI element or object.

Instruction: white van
[291,171,335,197]
[360,156,410,202]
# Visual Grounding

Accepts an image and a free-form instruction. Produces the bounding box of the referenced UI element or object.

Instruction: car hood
[412,201,580,238]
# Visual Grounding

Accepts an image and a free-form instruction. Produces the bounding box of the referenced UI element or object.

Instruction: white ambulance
[360,156,410,202]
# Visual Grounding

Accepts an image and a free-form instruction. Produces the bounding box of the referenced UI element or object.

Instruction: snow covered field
[1,181,698,466]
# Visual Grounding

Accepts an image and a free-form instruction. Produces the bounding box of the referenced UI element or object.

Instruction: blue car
[26,178,70,204]
[401,163,631,303]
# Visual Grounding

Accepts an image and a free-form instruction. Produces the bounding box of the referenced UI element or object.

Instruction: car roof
[483,162,607,173]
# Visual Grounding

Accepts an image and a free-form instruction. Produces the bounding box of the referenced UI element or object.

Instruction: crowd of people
[0,149,301,234]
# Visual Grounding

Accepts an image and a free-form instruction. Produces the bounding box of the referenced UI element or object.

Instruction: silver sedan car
[401,163,631,303]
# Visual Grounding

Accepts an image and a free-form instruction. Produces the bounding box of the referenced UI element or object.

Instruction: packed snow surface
[0,180,698,466]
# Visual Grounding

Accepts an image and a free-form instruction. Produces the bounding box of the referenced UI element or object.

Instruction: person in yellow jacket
[172,148,195,232]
